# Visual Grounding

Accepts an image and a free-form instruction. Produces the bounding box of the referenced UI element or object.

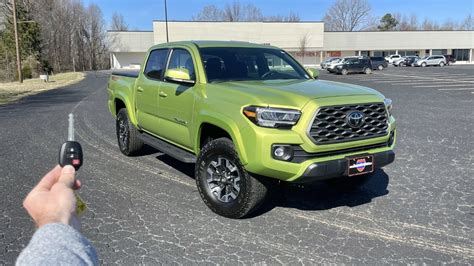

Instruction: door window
[167,49,196,80]
[144,49,168,80]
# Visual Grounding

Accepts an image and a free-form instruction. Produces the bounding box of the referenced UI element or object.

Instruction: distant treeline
[0,0,110,81]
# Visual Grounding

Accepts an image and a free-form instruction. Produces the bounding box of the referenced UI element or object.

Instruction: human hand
[23,165,82,229]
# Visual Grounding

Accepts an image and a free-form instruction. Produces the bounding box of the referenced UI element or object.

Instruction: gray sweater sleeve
[16,223,98,266]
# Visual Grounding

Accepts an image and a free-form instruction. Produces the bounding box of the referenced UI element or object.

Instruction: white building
[108,21,474,69]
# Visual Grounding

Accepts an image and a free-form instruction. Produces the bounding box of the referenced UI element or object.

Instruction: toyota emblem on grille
[346,111,365,128]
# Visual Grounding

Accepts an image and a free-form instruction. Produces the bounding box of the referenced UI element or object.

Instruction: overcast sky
[83,0,474,30]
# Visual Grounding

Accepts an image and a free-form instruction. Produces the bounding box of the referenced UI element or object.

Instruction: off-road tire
[116,108,143,156]
[195,138,268,218]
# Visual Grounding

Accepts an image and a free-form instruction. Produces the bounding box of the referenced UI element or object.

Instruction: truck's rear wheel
[116,108,143,156]
[195,138,267,218]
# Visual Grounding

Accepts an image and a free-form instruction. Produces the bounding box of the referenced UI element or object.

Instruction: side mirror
[164,68,195,85]
[306,67,319,79]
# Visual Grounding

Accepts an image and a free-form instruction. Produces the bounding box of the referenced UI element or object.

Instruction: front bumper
[295,150,395,183]
[239,96,397,183]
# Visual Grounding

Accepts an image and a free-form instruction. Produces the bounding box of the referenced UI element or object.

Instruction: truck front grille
[308,103,389,144]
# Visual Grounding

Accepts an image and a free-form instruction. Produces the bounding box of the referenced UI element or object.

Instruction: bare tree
[286,12,300,22]
[298,33,309,64]
[192,5,222,21]
[323,0,373,31]
[193,1,298,22]
[222,1,242,21]
[421,18,439,30]
[459,14,473,30]
[242,3,263,21]
[394,13,418,30]
[111,12,128,31]
[440,19,458,30]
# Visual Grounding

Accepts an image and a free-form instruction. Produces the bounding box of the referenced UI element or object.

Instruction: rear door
[352,59,364,72]
[155,47,197,148]
[427,56,435,65]
[135,48,169,134]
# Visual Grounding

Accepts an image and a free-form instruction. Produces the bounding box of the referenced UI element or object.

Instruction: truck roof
[150,40,280,50]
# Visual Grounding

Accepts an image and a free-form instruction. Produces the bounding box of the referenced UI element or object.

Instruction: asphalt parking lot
[0,66,473,264]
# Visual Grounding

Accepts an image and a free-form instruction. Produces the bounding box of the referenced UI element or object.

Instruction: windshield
[421,56,429,60]
[199,47,309,82]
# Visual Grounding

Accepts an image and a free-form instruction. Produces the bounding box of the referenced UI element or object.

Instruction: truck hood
[209,79,382,108]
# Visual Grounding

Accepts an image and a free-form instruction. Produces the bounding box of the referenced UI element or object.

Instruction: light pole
[12,0,22,83]
[164,0,169,42]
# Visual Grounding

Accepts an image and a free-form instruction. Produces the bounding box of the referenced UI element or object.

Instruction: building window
[432,49,447,55]
[373,51,395,57]
[398,50,418,56]
[453,49,470,61]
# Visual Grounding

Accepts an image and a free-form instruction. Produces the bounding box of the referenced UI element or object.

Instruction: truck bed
[111,70,139,78]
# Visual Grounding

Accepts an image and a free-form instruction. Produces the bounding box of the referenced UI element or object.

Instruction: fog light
[272,145,294,161]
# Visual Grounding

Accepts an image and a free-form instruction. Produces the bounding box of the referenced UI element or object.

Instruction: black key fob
[59,141,83,170]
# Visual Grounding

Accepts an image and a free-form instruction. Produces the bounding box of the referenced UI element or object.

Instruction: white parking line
[376,80,456,84]
[376,73,474,84]
[413,84,472,88]
[417,73,469,76]
[438,88,474,91]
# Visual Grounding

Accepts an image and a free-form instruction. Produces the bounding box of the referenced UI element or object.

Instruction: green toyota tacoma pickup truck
[107,41,396,218]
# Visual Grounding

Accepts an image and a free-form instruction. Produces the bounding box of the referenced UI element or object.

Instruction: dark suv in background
[443,54,456,65]
[369,57,388,70]
[333,57,373,75]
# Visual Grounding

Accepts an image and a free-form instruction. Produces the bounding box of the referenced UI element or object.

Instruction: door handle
[137,87,144,92]
[159,91,168,98]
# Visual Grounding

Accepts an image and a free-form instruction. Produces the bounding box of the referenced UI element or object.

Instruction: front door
[156,48,197,149]
[135,48,169,134]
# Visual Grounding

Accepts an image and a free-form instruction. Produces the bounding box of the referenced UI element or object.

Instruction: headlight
[243,106,301,128]
[384,98,393,116]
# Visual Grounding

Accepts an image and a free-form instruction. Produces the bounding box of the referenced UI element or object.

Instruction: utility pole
[164,0,169,42]
[12,0,23,83]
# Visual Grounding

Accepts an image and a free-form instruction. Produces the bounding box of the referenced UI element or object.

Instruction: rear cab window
[167,48,196,81]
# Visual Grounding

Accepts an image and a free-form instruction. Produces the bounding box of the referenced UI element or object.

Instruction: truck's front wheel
[116,108,143,156]
[195,138,267,218]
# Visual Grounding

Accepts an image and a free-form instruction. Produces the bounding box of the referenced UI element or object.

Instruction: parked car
[370,57,388,70]
[443,54,456,65]
[326,56,358,73]
[321,57,341,69]
[107,41,396,218]
[403,56,419,66]
[334,57,373,75]
[326,58,344,72]
[415,55,447,67]
[385,54,401,64]
[393,56,419,67]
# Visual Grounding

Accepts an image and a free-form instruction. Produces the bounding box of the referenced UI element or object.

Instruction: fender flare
[195,112,249,165]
